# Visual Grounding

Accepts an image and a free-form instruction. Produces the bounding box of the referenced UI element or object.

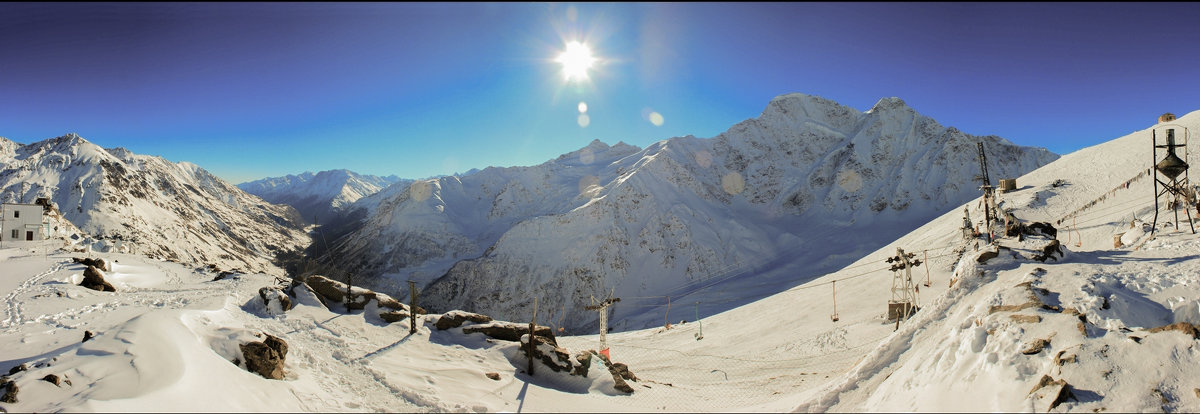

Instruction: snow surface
[2,107,1198,413]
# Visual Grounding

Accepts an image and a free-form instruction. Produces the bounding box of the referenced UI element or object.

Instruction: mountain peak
[866,97,913,114]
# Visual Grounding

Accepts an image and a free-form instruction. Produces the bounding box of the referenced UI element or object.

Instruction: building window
[10,229,17,239]
[13,210,18,218]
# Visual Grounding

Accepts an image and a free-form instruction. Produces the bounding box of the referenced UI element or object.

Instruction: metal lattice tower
[886,248,921,320]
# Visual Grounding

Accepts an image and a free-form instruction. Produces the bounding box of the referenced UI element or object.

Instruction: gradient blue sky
[3,2,1199,184]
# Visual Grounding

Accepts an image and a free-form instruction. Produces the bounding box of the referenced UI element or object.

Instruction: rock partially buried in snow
[1147,322,1200,339]
[1,378,17,403]
[80,265,116,292]
[435,310,493,330]
[239,333,288,380]
[72,257,111,272]
[1027,375,1074,411]
[257,286,293,315]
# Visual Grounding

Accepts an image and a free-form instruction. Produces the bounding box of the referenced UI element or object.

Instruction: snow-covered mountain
[237,169,406,225]
[0,133,309,275]
[333,93,1059,331]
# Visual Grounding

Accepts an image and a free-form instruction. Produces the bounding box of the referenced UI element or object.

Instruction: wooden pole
[664,296,671,329]
[408,281,418,334]
[830,280,839,322]
[528,297,538,375]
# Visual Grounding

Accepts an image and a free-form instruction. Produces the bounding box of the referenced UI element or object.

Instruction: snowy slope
[238,169,407,225]
[336,93,1057,332]
[0,133,308,275]
[0,111,1197,413]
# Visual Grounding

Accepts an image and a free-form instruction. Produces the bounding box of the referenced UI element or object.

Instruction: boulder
[79,265,116,292]
[435,311,494,330]
[1,379,16,403]
[485,372,501,381]
[72,257,111,272]
[1021,338,1051,355]
[41,374,64,387]
[380,310,409,323]
[239,333,288,380]
[8,364,26,376]
[1028,374,1074,411]
[82,330,94,342]
[520,334,574,373]
[1032,240,1063,262]
[462,321,556,346]
[257,287,293,314]
[592,350,636,394]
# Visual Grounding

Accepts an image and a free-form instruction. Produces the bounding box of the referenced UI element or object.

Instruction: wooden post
[528,297,538,375]
[830,280,839,322]
[408,280,418,334]
[664,296,671,329]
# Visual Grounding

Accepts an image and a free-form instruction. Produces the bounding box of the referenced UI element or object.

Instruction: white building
[0,202,48,241]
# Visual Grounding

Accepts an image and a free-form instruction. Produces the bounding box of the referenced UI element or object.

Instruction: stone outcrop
[462,321,556,346]
[435,311,493,330]
[240,333,288,380]
[1148,322,1200,339]
[80,265,116,292]
[72,257,111,272]
[257,287,293,314]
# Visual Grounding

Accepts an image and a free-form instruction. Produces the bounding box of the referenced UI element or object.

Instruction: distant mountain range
[238,169,408,225]
[0,133,309,275]
[312,93,1059,331]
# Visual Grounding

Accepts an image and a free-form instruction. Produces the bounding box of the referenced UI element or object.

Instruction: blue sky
[3,2,1199,184]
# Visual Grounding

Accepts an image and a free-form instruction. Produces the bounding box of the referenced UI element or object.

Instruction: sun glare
[556,41,596,82]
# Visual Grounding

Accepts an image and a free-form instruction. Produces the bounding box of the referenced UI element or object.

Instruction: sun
[555,41,596,82]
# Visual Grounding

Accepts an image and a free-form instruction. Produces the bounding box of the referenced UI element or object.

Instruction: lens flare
[649,112,665,126]
[556,41,596,82]
[577,114,591,128]
[578,101,588,113]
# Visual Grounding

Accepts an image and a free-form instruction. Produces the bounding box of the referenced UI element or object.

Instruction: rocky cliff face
[336,93,1058,331]
[0,133,308,275]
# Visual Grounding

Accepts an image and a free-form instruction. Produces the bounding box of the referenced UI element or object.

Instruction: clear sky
[3,2,1199,184]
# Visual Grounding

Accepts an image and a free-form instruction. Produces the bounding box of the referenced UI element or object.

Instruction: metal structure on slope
[1151,113,1195,234]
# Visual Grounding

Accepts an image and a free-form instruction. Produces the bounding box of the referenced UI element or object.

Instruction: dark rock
[304,275,346,303]
[239,333,288,380]
[612,362,639,382]
[485,372,500,381]
[1032,240,1063,262]
[41,374,63,387]
[977,250,1000,263]
[463,322,556,346]
[8,364,26,375]
[1,379,16,403]
[79,265,116,292]
[519,335,573,373]
[379,310,408,323]
[82,331,94,342]
[257,287,293,312]
[72,257,111,272]
[573,351,592,377]
[591,351,636,394]
[435,311,494,330]
[212,270,242,282]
